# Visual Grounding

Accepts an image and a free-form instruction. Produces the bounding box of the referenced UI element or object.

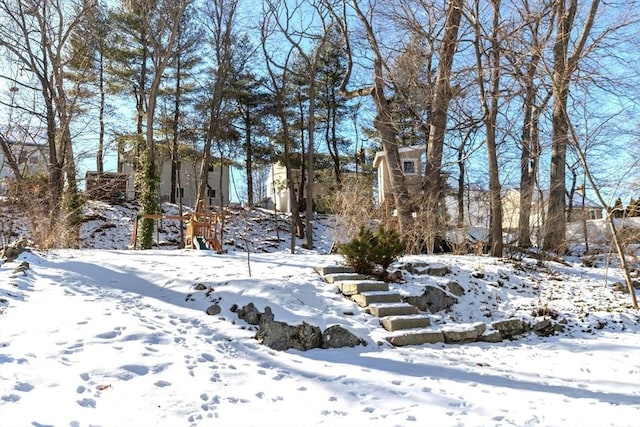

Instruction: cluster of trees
[610,198,640,218]
[0,0,638,256]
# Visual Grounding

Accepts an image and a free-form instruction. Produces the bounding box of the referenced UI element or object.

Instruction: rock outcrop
[235,303,365,351]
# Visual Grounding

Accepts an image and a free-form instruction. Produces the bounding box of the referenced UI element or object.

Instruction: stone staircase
[315,265,435,346]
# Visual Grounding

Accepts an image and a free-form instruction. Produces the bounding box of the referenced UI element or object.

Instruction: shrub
[370,226,405,270]
[338,225,405,274]
[337,225,376,274]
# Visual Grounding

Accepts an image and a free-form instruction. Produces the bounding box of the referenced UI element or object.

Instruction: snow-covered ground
[1,200,639,426]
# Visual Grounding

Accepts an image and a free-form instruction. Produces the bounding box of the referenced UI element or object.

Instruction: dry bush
[325,177,379,245]
[616,225,640,270]
[6,174,79,249]
[402,193,447,255]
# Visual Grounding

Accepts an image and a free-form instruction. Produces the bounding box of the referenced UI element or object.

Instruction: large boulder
[1,239,31,262]
[491,318,530,339]
[442,322,486,344]
[256,320,322,351]
[235,302,264,325]
[236,303,363,351]
[405,285,457,313]
[321,325,364,349]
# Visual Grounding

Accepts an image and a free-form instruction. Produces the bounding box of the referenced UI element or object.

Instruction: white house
[0,128,48,195]
[265,162,326,213]
[372,145,426,208]
[119,156,230,209]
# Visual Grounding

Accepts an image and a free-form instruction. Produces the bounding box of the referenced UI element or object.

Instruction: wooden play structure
[129,201,223,251]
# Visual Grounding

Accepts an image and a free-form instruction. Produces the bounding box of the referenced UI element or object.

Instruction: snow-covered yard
[0,201,639,426]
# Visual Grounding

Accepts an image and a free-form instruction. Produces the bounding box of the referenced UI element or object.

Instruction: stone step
[315,265,356,276]
[337,280,389,296]
[380,314,431,332]
[351,291,402,307]
[324,273,369,284]
[386,329,445,346]
[366,302,419,317]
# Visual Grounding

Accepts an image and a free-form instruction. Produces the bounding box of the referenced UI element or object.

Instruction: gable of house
[373,145,425,206]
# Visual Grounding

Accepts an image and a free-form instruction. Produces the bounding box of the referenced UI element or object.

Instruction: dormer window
[403,159,417,175]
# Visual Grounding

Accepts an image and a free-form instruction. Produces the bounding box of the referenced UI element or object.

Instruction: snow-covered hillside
[0,199,639,426]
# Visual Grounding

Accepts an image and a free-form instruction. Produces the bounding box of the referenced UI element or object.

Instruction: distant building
[0,128,48,195]
[502,187,603,232]
[263,162,371,214]
[372,145,426,208]
[118,156,230,209]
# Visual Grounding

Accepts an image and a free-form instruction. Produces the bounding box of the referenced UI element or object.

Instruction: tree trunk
[543,0,600,254]
[472,0,503,257]
[97,50,105,175]
[425,0,464,237]
[170,37,182,205]
[245,109,254,208]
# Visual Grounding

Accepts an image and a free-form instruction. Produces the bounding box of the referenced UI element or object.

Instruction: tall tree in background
[158,5,203,205]
[504,0,553,248]
[231,67,271,208]
[107,2,148,173]
[264,0,333,249]
[423,0,464,239]
[331,0,414,234]
[470,0,504,257]
[0,0,94,247]
[196,0,238,210]
[261,2,306,247]
[133,0,188,249]
[543,0,600,253]
[67,0,110,175]
[315,29,351,188]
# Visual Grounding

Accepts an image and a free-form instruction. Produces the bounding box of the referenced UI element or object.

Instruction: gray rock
[193,283,208,291]
[442,323,485,344]
[236,302,262,325]
[321,325,364,349]
[480,330,502,343]
[256,320,322,351]
[446,281,465,297]
[1,239,31,262]
[205,304,221,316]
[405,286,457,313]
[427,265,450,277]
[403,262,430,275]
[491,318,530,339]
[12,261,30,275]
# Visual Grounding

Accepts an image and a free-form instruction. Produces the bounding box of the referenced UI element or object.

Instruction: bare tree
[468,0,505,257]
[196,0,238,210]
[502,0,553,248]
[263,0,333,249]
[261,2,305,251]
[0,0,96,247]
[423,0,464,237]
[543,0,600,253]
[135,0,188,249]
[329,0,414,233]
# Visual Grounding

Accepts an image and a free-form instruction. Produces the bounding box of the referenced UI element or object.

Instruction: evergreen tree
[230,66,272,207]
[315,29,353,188]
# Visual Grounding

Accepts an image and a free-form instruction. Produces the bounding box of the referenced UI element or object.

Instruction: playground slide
[194,237,209,250]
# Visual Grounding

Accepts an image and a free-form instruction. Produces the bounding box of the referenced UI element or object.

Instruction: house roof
[569,192,601,209]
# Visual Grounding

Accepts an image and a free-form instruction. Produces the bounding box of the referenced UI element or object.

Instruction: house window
[403,160,417,175]
[175,188,184,198]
